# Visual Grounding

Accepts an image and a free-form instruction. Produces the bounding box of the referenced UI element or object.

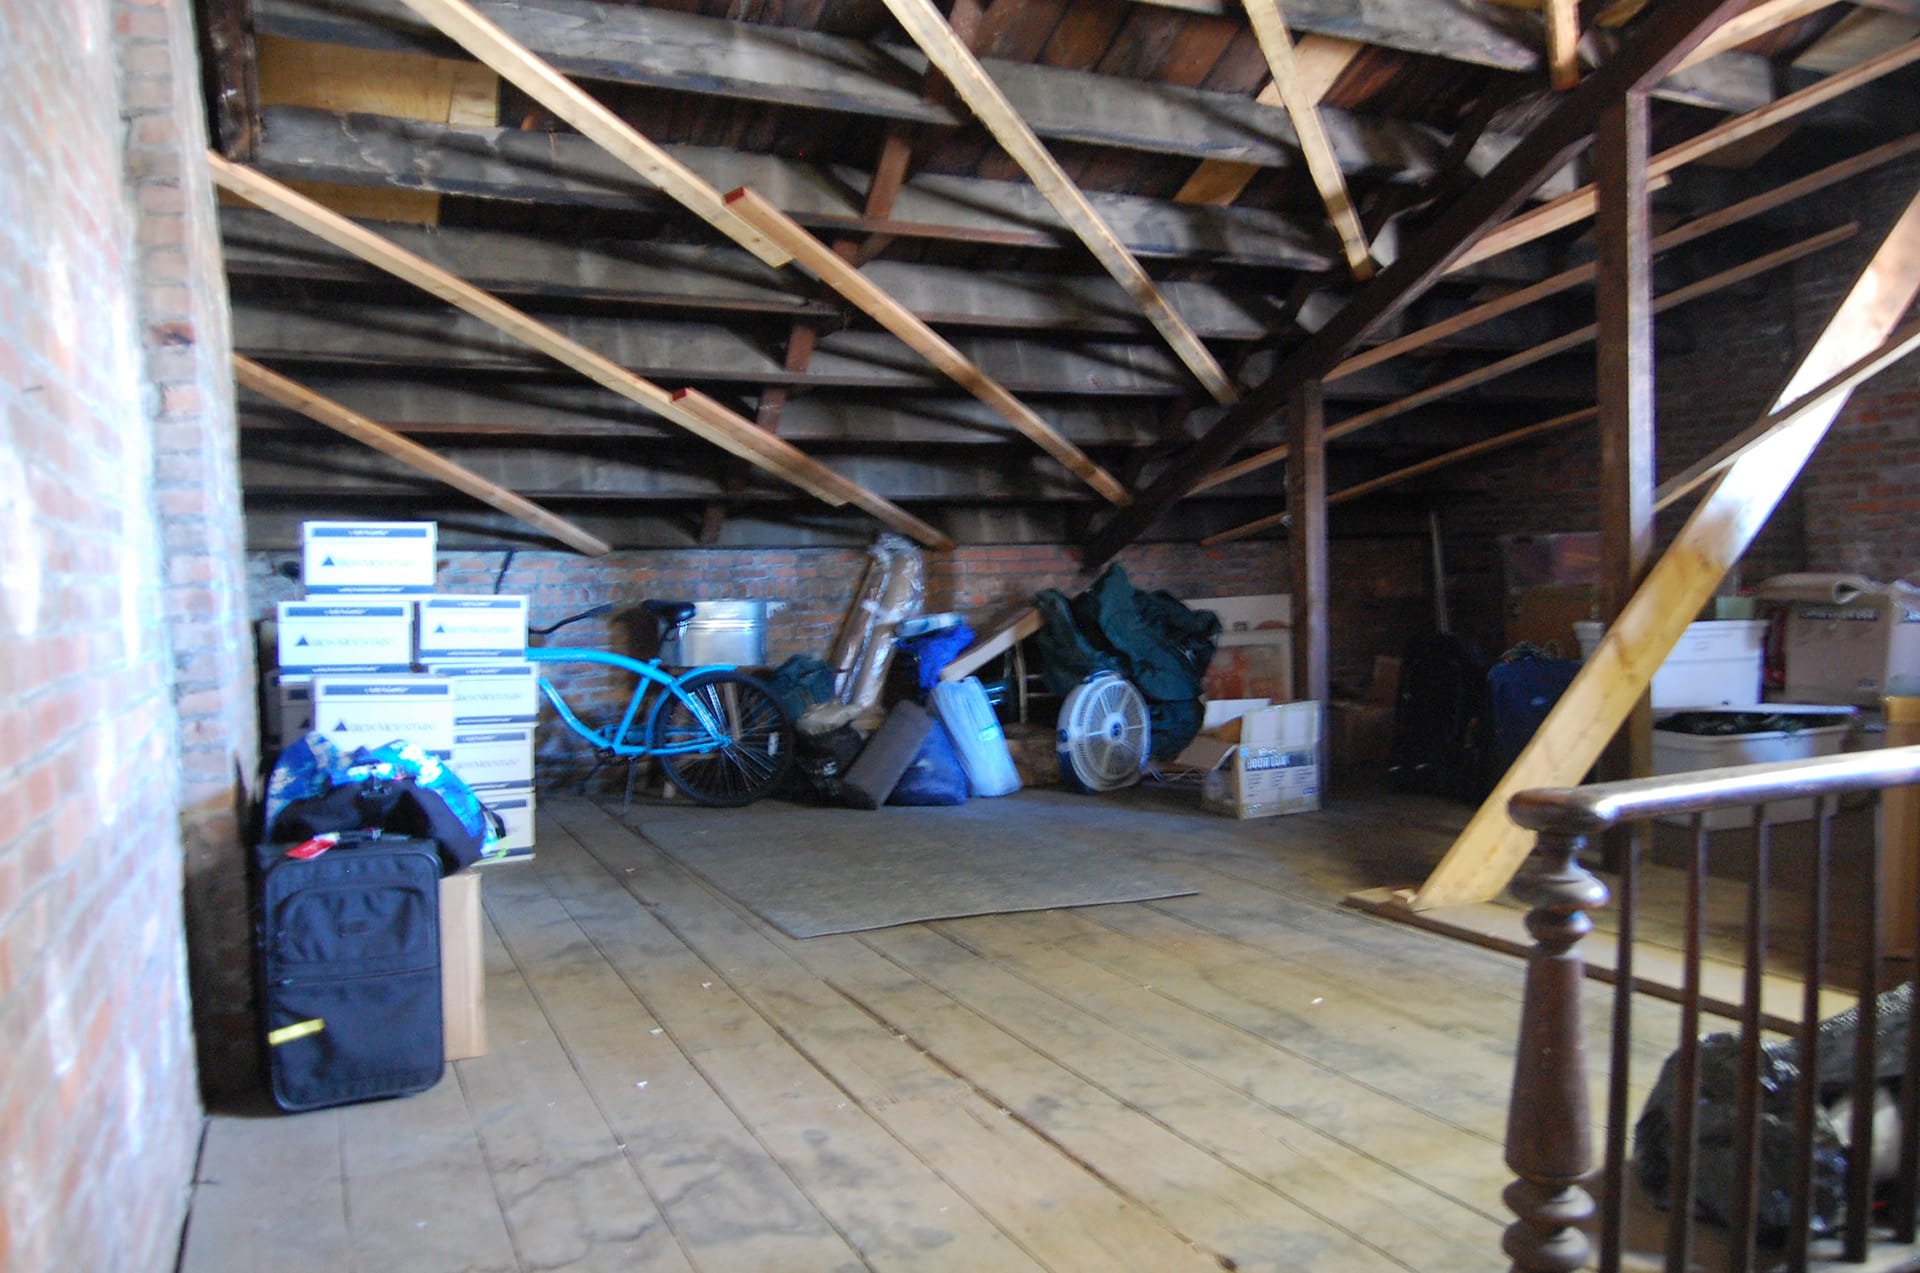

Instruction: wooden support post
[208,153,953,549]
[1287,379,1329,781]
[878,0,1241,406]
[1885,698,1920,965]
[233,356,613,555]
[1595,91,1656,785]
[1545,0,1583,90]
[1413,184,1920,911]
[1502,830,1607,1273]
[392,0,789,267]
[1241,0,1374,280]
[724,186,1132,507]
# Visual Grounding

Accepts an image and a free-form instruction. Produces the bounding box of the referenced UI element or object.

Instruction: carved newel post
[1503,829,1610,1272]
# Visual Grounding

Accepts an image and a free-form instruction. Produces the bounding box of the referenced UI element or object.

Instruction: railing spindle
[1847,794,1884,1262]
[1900,781,1920,1243]
[1503,828,1607,1273]
[1663,813,1710,1273]
[1599,821,1640,1273]
[1728,812,1772,1269]
[1789,794,1833,1273]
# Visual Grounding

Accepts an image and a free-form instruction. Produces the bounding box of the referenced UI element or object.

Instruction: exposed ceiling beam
[1336,130,1920,378]
[1450,35,1920,272]
[208,153,952,548]
[1175,37,1362,208]
[1241,0,1374,279]
[1546,0,1582,89]
[1672,0,1837,72]
[392,0,787,266]
[1199,405,1600,544]
[234,356,613,554]
[252,107,1345,272]
[877,0,1241,405]
[1082,0,1757,566]
[724,187,1132,506]
[254,0,1457,183]
[1194,222,1856,490]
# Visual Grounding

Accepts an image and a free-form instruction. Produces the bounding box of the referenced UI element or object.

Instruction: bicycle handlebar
[529,601,616,637]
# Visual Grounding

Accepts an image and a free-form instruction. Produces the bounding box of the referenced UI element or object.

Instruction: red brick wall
[0,0,214,1266]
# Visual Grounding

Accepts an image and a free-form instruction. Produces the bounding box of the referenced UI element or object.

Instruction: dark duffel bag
[255,835,444,1111]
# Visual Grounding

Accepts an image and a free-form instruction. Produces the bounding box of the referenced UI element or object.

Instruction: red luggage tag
[284,834,340,861]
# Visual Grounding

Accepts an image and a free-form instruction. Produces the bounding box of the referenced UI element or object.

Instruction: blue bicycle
[526,601,794,806]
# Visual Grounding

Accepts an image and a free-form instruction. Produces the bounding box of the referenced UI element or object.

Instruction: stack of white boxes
[263,521,537,863]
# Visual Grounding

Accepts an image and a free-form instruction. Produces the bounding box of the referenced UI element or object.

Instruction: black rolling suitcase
[256,835,445,1112]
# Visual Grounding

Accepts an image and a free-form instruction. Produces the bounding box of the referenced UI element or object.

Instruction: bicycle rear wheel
[647,671,794,806]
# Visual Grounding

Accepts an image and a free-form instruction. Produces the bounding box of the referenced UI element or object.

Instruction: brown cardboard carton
[440,870,486,1061]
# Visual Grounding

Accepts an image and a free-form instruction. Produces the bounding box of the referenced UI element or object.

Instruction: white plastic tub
[1650,705,1856,828]
[1574,619,1766,708]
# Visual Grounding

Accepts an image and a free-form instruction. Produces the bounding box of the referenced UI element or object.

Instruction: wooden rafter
[1241,1,1374,279]
[1334,131,1920,381]
[725,188,1133,507]
[1082,0,1753,567]
[207,154,952,549]
[1673,0,1838,71]
[1175,37,1361,208]
[1193,223,1855,492]
[234,356,613,556]
[1450,36,1920,272]
[390,0,789,267]
[1199,406,1599,546]
[877,0,1241,406]
[1413,182,1920,911]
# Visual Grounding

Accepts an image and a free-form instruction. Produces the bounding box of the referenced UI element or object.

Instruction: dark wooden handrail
[1501,742,1920,1272]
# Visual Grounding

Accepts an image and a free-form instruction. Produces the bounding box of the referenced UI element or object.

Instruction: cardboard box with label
[479,789,536,861]
[422,659,541,724]
[302,521,437,596]
[275,601,414,674]
[450,726,535,791]
[1782,594,1920,706]
[416,595,528,661]
[1190,700,1322,819]
[310,674,455,756]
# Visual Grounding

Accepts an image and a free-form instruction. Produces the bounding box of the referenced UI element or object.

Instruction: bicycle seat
[643,600,697,628]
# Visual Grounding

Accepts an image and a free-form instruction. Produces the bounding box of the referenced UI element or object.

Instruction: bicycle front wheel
[647,671,795,806]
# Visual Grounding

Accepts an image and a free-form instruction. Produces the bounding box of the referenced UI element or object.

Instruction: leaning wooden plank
[1241,2,1373,278]
[208,154,948,548]
[1654,317,1920,512]
[1450,36,1920,273]
[939,608,1044,683]
[1199,406,1597,545]
[1195,224,1855,492]
[671,389,955,549]
[1336,131,1920,380]
[878,0,1241,406]
[233,356,613,556]
[1412,185,1920,911]
[724,188,1131,507]
[391,0,788,267]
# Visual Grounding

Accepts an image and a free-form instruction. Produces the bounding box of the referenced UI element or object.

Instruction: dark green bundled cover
[1032,566,1220,758]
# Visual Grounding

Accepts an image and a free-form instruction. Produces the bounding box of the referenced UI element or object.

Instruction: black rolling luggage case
[256,835,445,1112]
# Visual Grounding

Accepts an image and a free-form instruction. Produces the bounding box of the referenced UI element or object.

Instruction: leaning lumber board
[939,608,1043,683]
[1412,185,1920,910]
[234,356,613,556]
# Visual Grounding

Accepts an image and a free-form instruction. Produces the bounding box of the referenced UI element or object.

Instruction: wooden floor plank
[333,1069,520,1272]
[455,914,696,1271]
[865,919,1505,1269]
[181,1105,348,1273]
[553,801,1227,1273]
[477,844,866,1271]
[538,809,1041,1271]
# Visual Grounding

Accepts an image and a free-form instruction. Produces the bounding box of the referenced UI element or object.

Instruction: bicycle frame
[525,647,741,758]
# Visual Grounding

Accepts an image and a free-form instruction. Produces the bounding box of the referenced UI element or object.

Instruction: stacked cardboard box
[262,522,537,863]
